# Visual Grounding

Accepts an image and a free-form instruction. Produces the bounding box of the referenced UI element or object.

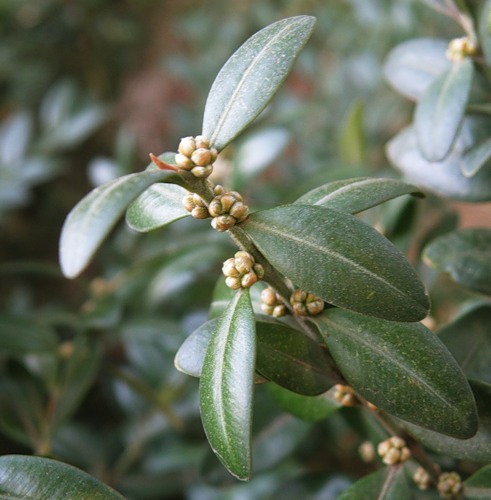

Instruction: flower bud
[261,287,287,317]
[222,251,263,289]
[182,194,196,212]
[178,136,196,157]
[191,165,213,178]
[230,202,249,221]
[253,263,264,280]
[241,272,258,288]
[437,472,462,498]
[290,289,324,316]
[222,258,240,277]
[413,467,431,491]
[191,206,209,219]
[446,36,477,62]
[234,254,254,274]
[214,184,225,195]
[225,276,242,289]
[175,153,194,170]
[211,214,236,232]
[359,441,376,463]
[191,148,212,166]
[377,436,411,465]
[333,384,358,407]
[182,192,209,219]
[194,135,210,149]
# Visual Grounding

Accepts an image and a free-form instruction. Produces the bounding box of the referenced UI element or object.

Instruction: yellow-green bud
[222,251,262,289]
[182,193,209,219]
[234,254,254,274]
[377,436,411,465]
[191,148,212,166]
[178,136,196,157]
[437,472,462,498]
[211,214,236,232]
[230,202,249,221]
[261,287,277,306]
[182,194,196,212]
[253,263,264,280]
[175,153,194,170]
[413,467,431,491]
[191,165,213,178]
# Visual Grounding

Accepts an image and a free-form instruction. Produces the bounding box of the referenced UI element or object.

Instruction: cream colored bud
[291,289,308,304]
[446,36,477,62]
[208,198,223,217]
[175,153,194,170]
[225,276,242,290]
[211,214,236,231]
[359,441,376,463]
[222,258,240,277]
[261,303,274,315]
[437,472,462,498]
[219,194,236,213]
[191,148,212,166]
[214,184,225,195]
[272,304,287,317]
[413,467,431,490]
[333,384,357,407]
[230,202,249,221]
[234,256,254,275]
[377,436,411,465]
[261,287,278,306]
[194,135,210,149]
[192,193,207,206]
[293,302,308,316]
[241,271,258,288]
[178,136,196,157]
[182,194,195,212]
[191,206,209,219]
[306,297,324,315]
[190,165,213,178]
[210,148,218,162]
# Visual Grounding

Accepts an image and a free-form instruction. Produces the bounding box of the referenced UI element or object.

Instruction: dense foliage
[1,1,491,498]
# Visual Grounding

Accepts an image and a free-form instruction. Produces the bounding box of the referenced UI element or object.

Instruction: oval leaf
[437,304,491,384]
[386,123,491,202]
[339,467,412,500]
[255,319,338,395]
[414,58,474,162]
[199,289,256,480]
[461,136,491,177]
[424,228,491,296]
[60,161,181,278]
[243,205,429,322]
[202,16,315,151]
[383,38,451,101]
[125,182,190,232]
[0,455,124,499]
[294,177,424,214]
[314,309,478,438]
[464,463,491,499]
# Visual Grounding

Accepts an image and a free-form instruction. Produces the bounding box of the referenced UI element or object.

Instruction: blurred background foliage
[0,1,482,498]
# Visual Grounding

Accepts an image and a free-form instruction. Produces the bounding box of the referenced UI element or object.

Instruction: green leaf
[255,319,337,396]
[461,136,491,177]
[338,101,366,165]
[202,16,315,151]
[267,383,340,422]
[125,183,190,232]
[424,228,491,295]
[243,205,429,322]
[199,289,256,480]
[383,38,451,101]
[437,304,491,384]
[480,0,491,66]
[314,309,478,438]
[386,122,491,202]
[0,314,57,355]
[464,463,491,499]
[338,466,412,500]
[0,455,124,499]
[60,159,182,278]
[294,177,424,215]
[403,380,491,462]
[414,58,474,161]
[209,277,237,319]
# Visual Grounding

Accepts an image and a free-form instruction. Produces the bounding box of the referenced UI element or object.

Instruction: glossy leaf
[383,38,451,101]
[199,289,256,480]
[464,463,491,499]
[126,182,190,232]
[60,159,182,278]
[414,58,474,161]
[314,309,478,438]
[403,380,491,462]
[461,136,491,177]
[338,466,412,500]
[437,304,491,384]
[386,123,491,202]
[243,205,429,322]
[0,455,124,499]
[294,177,424,215]
[268,383,340,422]
[255,320,337,395]
[424,228,491,296]
[202,16,315,151]
[480,0,491,66]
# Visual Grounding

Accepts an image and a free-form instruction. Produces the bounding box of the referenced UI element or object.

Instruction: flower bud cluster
[437,472,462,498]
[222,251,264,289]
[377,436,411,465]
[182,192,210,219]
[446,36,477,62]
[175,135,218,178]
[260,287,287,317]
[290,289,324,316]
[209,191,249,232]
[333,384,358,407]
[413,467,431,491]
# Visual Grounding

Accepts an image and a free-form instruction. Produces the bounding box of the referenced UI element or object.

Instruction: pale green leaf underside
[59,166,178,278]
[199,289,256,480]
[315,309,478,438]
[244,205,429,322]
[126,182,190,232]
[0,455,124,500]
[294,177,424,214]
[414,58,474,162]
[202,15,315,151]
